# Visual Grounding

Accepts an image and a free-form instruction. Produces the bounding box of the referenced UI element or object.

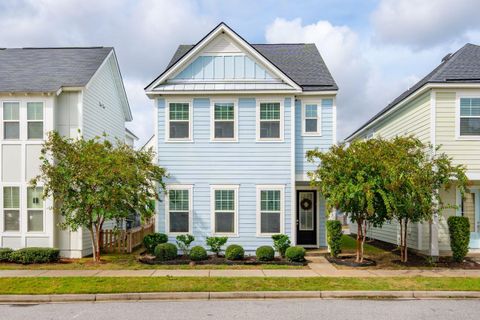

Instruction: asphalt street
[1,299,479,320]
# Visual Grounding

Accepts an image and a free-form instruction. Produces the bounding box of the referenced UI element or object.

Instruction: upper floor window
[302,102,321,136]
[211,185,238,236]
[212,102,236,141]
[3,186,20,232]
[258,101,283,141]
[167,102,191,141]
[27,102,44,139]
[3,102,20,140]
[459,98,480,137]
[166,186,192,234]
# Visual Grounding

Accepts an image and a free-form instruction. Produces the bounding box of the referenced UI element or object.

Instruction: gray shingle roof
[164,43,338,91]
[0,47,112,93]
[347,43,480,140]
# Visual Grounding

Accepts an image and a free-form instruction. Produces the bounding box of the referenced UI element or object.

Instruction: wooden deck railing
[100,223,154,253]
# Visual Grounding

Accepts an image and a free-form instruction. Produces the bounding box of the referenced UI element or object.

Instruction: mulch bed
[326,255,376,267]
[138,254,307,266]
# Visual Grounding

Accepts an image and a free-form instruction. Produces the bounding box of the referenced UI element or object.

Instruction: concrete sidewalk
[0,257,479,277]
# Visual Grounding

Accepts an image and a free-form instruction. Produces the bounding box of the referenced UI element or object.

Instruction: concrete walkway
[0,257,479,277]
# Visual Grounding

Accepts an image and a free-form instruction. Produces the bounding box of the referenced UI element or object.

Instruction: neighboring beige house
[346,43,480,256]
[0,47,132,258]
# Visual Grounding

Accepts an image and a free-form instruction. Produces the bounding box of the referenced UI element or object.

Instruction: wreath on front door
[300,198,312,210]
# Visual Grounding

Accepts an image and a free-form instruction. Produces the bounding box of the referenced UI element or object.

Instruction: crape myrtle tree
[31,132,167,262]
[381,136,468,263]
[307,139,390,263]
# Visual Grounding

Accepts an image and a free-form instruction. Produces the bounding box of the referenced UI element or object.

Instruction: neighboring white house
[125,128,139,148]
[0,47,132,258]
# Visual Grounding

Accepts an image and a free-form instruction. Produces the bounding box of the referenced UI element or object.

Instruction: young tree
[381,137,468,263]
[307,139,390,262]
[31,132,167,262]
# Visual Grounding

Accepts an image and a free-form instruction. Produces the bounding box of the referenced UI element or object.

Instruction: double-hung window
[3,187,20,232]
[212,185,238,235]
[27,102,44,139]
[302,102,321,136]
[459,97,480,137]
[257,186,284,236]
[212,102,236,140]
[3,102,20,140]
[27,187,44,232]
[167,186,192,234]
[168,102,191,140]
[258,102,282,140]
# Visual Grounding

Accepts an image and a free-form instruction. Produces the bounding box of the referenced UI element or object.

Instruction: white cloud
[371,0,480,49]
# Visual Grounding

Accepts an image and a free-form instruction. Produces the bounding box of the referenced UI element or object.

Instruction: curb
[1,291,480,303]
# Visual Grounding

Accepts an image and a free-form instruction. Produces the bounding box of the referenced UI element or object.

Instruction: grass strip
[0,277,478,294]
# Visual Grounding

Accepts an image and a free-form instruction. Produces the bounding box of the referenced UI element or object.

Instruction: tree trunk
[88,226,97,262]
[356,220,362,263]
[399,219,404,262]
[361,220,367,263]
[92,223,101,263]
[403,219,409,263]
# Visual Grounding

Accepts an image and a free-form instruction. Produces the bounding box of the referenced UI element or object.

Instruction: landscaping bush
[176,234,195,256]
[206,236,228,256]
[189,246,208,261]
[154,243,178,261]
[272,234,291,258]
[9,248,60,264]
[285,246,306,262]
[0,248,13,262]
[448,216,470,262]
[143,233,168,254]
[326,220,342,258]
[225,244,244,260]
[256,246,275,261]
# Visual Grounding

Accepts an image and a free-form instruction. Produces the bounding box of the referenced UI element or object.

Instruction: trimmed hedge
[326,220,342,258]
[143,233,168,254]
[0,248,13,262]
[225,244,244,261]
[448,216,470,262]
[256,246,275,261]
[154,243,178,261]
[189,246,208,261]
[9,247,60,264]
[285,246,306,262]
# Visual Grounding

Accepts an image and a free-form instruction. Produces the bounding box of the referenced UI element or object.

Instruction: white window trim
[256,184,285,237]
[210,184,239,237]
[26,102,44,140]
[301,100,322,136]
[26,186,45,233]
[456,186,480,233]
[455,93,480,140]
[165,184,193,235]
[256,98,284,142]
[210,98,239,142]
[2,101,20,140]
[2,185,21,233]
[165,99,193,142]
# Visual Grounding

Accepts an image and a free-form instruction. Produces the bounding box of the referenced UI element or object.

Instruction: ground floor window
[27,187,44,232]
[211,185,238,235]
[257,185,284,236]
[166,185,192,234]
[3,186,20,232]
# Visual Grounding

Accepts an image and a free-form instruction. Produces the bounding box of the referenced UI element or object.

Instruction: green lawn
[0,277,478,294]
[0,250,304,270]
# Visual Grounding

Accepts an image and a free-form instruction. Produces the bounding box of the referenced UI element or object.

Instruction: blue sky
[1,0,480,145]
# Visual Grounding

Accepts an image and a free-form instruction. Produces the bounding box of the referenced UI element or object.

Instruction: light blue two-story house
[145,23,338,251]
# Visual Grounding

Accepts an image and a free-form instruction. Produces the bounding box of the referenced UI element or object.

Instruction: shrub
[176,234,195,256]
[154,243,178,261]
[256,246,275,261]
[272,234,291,258]
[143,233,168,254]
[0,248,13,262]
[225,244,244,260]
[206,236,228,256]
[285,246,306,262]
[326,220,343,258]
[189,246,208,261]
[448,216,470,262]
[9,247,60,264]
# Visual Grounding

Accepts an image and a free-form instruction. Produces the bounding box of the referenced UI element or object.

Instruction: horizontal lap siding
[157,97,292,251]
[295,98,334,176]
[436,90,480,171]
